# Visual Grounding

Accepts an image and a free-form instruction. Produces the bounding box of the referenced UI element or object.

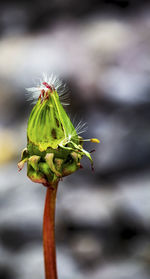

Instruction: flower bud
[18,75,99,186]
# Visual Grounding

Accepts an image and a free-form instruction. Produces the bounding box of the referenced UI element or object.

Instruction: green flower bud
[18,75,99,186]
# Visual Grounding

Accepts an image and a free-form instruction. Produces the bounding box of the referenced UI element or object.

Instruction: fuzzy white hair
[26,73,70,106]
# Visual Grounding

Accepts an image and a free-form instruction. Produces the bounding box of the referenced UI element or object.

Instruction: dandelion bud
[18,74,99,187]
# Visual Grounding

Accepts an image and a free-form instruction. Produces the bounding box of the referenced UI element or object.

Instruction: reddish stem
[43,184,58,279]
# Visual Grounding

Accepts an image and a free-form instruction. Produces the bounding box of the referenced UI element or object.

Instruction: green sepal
[45,153,61,177]
[62,159,80,177]
[70,141,93,164]
[28,155,40,171]
[27,161,47,185]
[38,162,55,184]
[18,148,28,171]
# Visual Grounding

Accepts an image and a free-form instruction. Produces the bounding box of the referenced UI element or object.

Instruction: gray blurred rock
[90,260,150,279]
[116,173,150,225]
[1,6,150,279]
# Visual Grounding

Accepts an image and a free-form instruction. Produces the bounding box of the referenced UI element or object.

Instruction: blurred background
[1,0,150,278]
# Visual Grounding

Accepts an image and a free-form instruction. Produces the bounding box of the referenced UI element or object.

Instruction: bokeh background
[1,0,150,278]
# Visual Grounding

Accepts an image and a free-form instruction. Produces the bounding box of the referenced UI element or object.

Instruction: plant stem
[43,183,58,279]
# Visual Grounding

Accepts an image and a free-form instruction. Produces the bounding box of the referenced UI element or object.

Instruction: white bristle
[26,73,70,106]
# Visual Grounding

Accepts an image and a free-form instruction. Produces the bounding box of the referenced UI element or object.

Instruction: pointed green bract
[27,90,79,151]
